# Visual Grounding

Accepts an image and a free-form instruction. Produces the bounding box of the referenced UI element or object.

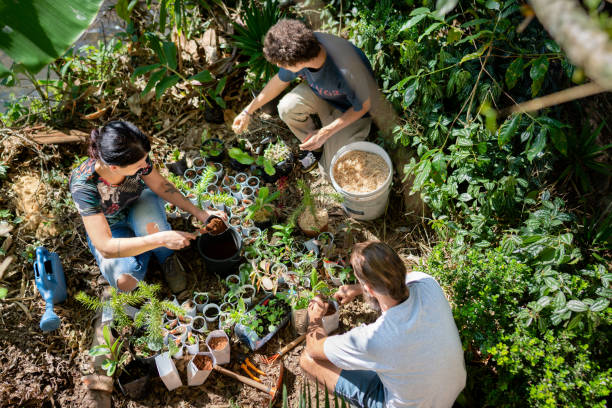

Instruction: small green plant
[228,146,255,165]
[231,0,284,90]
[202,191,235,207]
[201,138,224,158]
[89,325,129,377]
[246,187,280,222]
[256,139,292,175]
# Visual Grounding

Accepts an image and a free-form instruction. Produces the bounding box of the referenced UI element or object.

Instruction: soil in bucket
[208,336,229,351]
[193,354,214,370]
[333,150,389,193]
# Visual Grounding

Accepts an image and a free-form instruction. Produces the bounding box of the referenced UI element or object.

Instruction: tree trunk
[529,0,612,90]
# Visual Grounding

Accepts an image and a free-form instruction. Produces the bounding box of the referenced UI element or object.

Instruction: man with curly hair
[232,19,377,175]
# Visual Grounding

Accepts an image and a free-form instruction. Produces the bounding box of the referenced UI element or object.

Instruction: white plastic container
[187,350,216,386]
[206,330,231,365]
[330,142,393,220]
[155,352,182,391]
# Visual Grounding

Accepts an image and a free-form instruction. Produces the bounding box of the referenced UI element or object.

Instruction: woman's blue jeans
[86,189,173,289]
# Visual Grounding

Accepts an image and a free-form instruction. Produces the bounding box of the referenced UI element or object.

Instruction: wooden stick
[278,333,306,357]
[214,365,274,395]
[503,82,606,116]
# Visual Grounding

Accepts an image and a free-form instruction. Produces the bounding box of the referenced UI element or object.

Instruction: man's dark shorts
[334,369,385,408]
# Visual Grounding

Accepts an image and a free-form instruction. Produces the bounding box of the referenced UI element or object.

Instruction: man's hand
[333,284,363,305]
[308,296,329,321]
[232,110,251,134]
[299,127,334,151]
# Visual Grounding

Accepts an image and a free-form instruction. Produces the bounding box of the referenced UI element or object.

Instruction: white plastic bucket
[330,142,393,220]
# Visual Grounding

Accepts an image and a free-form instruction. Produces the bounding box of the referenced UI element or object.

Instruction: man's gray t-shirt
[324,272,466,408]
[278,32,374,113]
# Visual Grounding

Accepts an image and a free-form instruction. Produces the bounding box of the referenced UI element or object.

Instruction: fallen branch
[502,82,606,116]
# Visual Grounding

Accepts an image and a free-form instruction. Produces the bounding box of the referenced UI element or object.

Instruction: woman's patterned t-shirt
[69,157,153,225]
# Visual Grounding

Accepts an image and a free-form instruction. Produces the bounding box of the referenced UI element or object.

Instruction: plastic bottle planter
[155,352,182,391]
[218,312,232,332]
[171,338,184,359]
[229,216,242,232]
[178,314,194,329]
[184,168,198,183]
[193,157,206,168]
[317,232,335,258]
[211,162,224,181]
[230,204,247,219]
[229,184,242,201]
[238,263,253,284]
[247,226,261,242]
[193,292,209,313]
[223,292,239,306]
[222,175,235,188]
[241,218,254,232]
[185,332,200,355]
[282,272,300,288]
[241,198,254,208]
[203,303,221,323]
[301,276,311,289]
[206,329,231,365]
[168,325,188,343]
[224,274,240,287]
[239,284,256,308]
[187,351,216,386]
[244,251,261,268]
[206,184,219,196]
[324,261,344,286]
[291,308,309,335]
[246,176,260,189]
[181,299,197,317]
[271,263,287,278]
[322,300,340,335]
[235,172,248,186]
[239,185,254,201]
[191,316,207,333]
[234,296,291,351]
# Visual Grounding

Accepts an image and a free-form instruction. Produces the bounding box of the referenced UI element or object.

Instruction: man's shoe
[162,253,187,293]
[298,150,323,173]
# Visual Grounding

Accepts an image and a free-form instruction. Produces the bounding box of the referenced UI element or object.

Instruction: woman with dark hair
[70,121,225,293]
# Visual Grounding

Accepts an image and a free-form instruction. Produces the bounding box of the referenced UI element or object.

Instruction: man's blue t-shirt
[277,32,374,113]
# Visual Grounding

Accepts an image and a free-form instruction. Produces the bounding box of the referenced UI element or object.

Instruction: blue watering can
[33,247,67,332]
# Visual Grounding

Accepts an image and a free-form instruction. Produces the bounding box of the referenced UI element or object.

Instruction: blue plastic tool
[34,247,67,332]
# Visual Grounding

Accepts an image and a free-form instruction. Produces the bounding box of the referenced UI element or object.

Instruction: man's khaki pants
[277,83,372,178]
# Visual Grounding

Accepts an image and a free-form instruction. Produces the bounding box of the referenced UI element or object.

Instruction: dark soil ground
[0,111,427,407]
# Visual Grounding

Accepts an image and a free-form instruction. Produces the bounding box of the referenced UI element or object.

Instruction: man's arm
[299,98,371,151]
[304,296,331,360]
[233,74,291,133]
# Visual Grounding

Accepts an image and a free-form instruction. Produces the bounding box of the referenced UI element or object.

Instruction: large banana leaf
[0,0,104,76]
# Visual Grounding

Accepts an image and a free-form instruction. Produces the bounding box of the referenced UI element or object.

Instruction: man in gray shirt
[301,241,466,408]
[232,19,377,176]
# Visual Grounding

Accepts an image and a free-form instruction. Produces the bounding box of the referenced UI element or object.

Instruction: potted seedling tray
[234,295,291,351]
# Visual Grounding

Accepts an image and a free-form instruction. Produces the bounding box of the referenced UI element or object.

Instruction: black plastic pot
[260,154,294,183]
[117,359,151,400]
[197,227,243,277]
[229,158,251,171]
[165,157,188,178]
[201,138,226,161]
[254,219,273,231]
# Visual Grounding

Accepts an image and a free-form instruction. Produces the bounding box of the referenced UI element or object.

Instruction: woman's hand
[333,284,363,305]
[196,209,227,224]
[232,110,251,134]
[155,230,196,250]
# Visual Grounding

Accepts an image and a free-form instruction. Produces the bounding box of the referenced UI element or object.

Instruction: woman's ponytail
[88,128,100,159]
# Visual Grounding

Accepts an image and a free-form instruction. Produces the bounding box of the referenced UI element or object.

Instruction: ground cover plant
[0,0,610,407]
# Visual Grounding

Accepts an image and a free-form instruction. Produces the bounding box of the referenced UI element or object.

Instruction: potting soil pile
[298,207,328,231]
[333,150,389,193]
[204,217,227,235]
[193,354,214,370]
